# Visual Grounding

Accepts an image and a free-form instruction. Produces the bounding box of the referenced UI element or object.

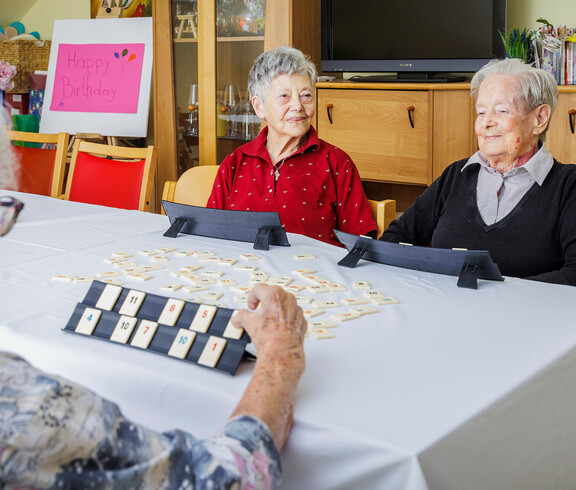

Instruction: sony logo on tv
[398,63,413,67]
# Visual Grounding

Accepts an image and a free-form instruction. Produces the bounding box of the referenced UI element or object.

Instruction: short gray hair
[470,58,558,141]
[0,110,17,190]
[248,46,317,101]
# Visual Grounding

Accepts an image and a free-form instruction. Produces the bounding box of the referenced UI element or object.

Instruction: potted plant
[499,27,536,64]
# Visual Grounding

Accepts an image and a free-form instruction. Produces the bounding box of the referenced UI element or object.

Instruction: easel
[176,14,198,39]
[96,0,123,19]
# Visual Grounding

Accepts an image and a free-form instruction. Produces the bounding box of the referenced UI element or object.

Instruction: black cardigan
[381,159,576,286]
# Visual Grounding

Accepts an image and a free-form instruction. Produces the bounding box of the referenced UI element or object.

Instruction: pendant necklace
[273,157,287,181]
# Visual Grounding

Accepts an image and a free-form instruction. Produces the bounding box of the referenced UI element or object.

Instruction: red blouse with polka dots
[207,126,376,247]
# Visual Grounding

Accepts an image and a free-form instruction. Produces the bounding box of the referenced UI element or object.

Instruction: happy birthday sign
[49,43,145,113]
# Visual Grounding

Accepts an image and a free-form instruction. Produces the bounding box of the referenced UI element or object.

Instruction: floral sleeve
[0,352,282,489]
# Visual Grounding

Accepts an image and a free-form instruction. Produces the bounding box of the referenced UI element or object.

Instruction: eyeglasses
[0,196,24,237]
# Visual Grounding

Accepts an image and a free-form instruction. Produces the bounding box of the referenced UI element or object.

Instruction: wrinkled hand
[232,284,307,360]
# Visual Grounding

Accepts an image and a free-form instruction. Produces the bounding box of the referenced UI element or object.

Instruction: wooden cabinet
[547,87,576,165]
[152,0,320,211]
[316,82,576,209]
[316,82,475,188]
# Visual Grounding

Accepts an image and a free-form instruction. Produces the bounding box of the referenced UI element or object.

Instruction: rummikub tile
[292,268,316,276]
[152,255,168,263]
[363,290,386,299]
[352,281,371,290]
[310,328,335,339]
[119,289,147,316]
[330,310,362,322]
[75,307,102,335]
[239,253,260,261]
[96,271,121,279]
[220,258,238,266]
[112,252,134,258]
[156,247,177,254]
[180,264,203,272]
[328,283,347,292]
[235,265,259,272]
[201,256,221,263]
[52,274,74,281]
[160,283,183,292]
[341,297,370,306]
[110,315,138,343]
[223,311,244,339]
[197,336,227,367]
[235,294,249,303]
[218,278,237,287]
[114,261,137,269]
[313,300,340,309]
[95,283,123,311]
[302,307,325,318]
[350,305,379,316]
[268,276,293,286]
[175,250,195,256]
[192,277,216,285]
[130,320,159,349]
[249,277,267,285]
[102,278,123,286]
[73,276,95,284]
[371,296,400,305]
[200,270,224,277]
[121,267,146,275]
[141,265,164,272]
[309,320,337,329]
[285,283,306,293]
[306,284,330,294]
[231,285,251,293]
[294,254,316,260]
[295,295,314,304]
[158,298,186,326]
[184,284,209,293]
[127,273,153,281]
[196,250,215,257]
[190,304,218,333]
[202,291,223,301]
[167,328,197,359]
[137,249,157,256]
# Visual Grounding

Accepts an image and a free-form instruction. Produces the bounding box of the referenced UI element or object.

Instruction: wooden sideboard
[316,81,576,209]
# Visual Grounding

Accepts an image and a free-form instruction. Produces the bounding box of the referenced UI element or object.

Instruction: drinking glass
[186,84,199,136]
[222,84,241,138]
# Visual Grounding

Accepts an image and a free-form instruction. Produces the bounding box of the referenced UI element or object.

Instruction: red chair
[8,130,69,197]
[62,139,157,212]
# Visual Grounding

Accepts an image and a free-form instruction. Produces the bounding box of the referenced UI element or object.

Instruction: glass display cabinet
[152,0,320,210]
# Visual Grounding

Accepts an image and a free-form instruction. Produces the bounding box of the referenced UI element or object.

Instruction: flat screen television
[321,0,506,82]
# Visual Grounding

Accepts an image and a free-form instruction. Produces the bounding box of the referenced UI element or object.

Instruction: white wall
[507,0,576,30]
[20,0,90,40]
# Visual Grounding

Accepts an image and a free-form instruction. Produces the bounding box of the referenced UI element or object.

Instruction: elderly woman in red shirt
[207,46,376,246]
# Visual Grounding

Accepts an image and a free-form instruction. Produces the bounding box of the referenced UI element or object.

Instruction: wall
[507,0,576,30]
[20,0,90,40]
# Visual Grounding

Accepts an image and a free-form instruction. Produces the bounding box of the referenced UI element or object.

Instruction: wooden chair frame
[8,130,70,198]
[368,199,397,239]
[161,165,219,214]
[63,139,157,212]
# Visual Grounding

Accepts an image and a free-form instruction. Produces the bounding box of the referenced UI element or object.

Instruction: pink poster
[49,43,145,113]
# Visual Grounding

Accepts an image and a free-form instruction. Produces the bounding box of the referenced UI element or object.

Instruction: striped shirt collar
[462,144,554,186]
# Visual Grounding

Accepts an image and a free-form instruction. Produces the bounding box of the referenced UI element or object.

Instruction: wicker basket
[0,40,52,93]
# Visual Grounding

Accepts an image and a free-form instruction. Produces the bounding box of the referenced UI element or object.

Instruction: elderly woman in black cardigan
[381,58,576,286]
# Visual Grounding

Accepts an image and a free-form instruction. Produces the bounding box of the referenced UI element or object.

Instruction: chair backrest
[161,165,220,210]
[8,130,69,198]
[368,199,397,239]
[64,139,157,212]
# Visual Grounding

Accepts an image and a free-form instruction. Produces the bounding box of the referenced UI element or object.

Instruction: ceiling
[0,0,36,28]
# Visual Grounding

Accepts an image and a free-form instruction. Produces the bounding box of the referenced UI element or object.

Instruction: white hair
[0,109,17,190]
[247,46,317,101]
[470,58,558,142]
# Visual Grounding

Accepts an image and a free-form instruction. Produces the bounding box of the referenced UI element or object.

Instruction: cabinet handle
[569,109,576,135]
[407,106,415,128]
[326,103,334,124]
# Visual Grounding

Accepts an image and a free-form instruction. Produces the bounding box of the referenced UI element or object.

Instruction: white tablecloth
[2,191,576,489]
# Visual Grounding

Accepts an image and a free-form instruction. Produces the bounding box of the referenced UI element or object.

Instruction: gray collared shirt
[462,145,555,225]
